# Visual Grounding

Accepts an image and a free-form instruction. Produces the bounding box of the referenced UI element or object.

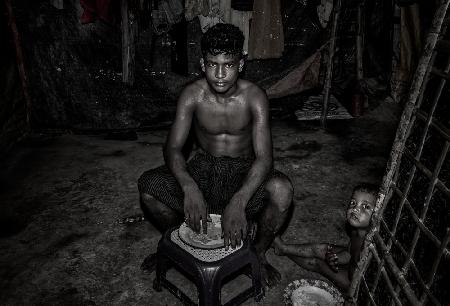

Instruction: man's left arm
[234,88,273,203]
[222,87,272,249]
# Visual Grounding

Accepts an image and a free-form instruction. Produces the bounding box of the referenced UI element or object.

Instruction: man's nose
[215,66,225,79]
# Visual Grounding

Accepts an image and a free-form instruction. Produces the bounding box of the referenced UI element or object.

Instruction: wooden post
[320,0,341,129]
[5,0,32,127]
[356,0,365,82]
[121,0,137,85]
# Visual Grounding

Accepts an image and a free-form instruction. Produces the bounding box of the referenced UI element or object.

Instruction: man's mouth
[216,82,226,87]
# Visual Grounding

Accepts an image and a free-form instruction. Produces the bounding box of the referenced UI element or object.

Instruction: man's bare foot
[140,253,157,273]
[272,236,285,256]
[258,255,282,288]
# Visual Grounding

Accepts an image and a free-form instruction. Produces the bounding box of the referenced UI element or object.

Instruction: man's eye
[225,63,234,68]
[207,63,215,67]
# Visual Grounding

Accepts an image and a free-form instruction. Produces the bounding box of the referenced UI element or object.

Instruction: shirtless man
[138,23,293,287]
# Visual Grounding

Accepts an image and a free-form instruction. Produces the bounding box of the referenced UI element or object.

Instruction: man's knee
[265,176,294,211]
[140,192,154,204]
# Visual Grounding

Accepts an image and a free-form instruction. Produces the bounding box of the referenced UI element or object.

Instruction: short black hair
[353,183,379,198]
[201,23,244,58]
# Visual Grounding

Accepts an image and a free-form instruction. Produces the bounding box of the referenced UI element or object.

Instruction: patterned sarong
[137,150,286,218]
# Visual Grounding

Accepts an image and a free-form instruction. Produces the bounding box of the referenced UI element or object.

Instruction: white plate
[284,279,344,306]
[178,214,224,249]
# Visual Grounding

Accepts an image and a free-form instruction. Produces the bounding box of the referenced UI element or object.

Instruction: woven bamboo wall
[349,2,450,305]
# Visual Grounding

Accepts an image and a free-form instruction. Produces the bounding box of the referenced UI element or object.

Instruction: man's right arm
[163,86,197,190]
[163,85,207,233]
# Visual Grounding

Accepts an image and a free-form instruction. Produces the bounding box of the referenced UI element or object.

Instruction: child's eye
[349,200,356,207]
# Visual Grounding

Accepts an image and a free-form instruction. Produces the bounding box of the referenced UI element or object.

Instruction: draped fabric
[231,0,254,11]
[80,0,119,24]
[138,150,286,218]
[230,9,252,54]
[197,0,232,32]
[247,0,284,59]
[185,0,210,21]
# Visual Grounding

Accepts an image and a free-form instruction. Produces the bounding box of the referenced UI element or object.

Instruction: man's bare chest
[194,102,252,135]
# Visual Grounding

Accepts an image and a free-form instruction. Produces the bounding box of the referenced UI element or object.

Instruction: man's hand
[222,195,248,250]
[325,245,339,273]
[183,185,208,233]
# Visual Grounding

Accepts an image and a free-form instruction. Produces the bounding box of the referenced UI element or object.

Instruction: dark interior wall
[11,0,171,131]
[9,0,393,131]
[0,1,27,156]
[10,0,330,131]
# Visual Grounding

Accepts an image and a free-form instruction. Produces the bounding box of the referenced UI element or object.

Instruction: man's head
[346,183,378,229]
[200,24,245,95]
[200,23,245,59]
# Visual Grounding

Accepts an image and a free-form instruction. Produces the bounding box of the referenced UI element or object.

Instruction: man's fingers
[185,213,191,226]
[202,212,208,234]
[241,226,247,241]
[224,232,230,250]
[230,231,236,249]
[194,213,200,233]
[236,231,242,247]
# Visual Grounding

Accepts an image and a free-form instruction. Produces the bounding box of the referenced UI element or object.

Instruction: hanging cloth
[231,0,254,11]
[185,0,210,21]
[198,0,232,32]
[80,0,119,24]
[247,0,284,59]
[230,9,252,54]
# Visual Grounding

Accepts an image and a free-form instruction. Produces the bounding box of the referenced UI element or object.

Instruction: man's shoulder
[178,79,207,105]
[238,79,262,92]
[238,79,268,106]
[183,78,207,95]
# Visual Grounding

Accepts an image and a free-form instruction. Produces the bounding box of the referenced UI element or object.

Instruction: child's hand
[325,245,339,273]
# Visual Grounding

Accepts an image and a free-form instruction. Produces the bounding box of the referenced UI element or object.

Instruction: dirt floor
[0,99,400,305]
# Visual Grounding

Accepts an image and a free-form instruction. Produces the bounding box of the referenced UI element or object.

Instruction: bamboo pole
[420,229,450,305]
[121,0,138,85]
[320,0,341,129]
[379,219,443,305]
[356,0,365,82]
[5,0,32,128]
[374,233,421,305]
[368,243,404,306]
[403,149,450,199]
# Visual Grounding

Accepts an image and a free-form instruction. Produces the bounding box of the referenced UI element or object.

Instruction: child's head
[346,183,378,229]
[200,23,245,59]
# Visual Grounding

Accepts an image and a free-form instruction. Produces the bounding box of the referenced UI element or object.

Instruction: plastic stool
[153,227,264,306]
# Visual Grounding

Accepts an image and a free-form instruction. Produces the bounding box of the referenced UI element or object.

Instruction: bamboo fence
[347,1,450,305]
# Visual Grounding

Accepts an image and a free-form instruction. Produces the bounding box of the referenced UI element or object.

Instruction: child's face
[346,191,376,229]
[200,53,244,95]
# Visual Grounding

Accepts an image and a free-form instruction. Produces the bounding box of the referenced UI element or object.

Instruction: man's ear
[239,58,244,72]
[200,58,205,72]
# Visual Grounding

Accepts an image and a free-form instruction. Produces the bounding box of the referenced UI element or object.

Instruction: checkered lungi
[137,150,286,218]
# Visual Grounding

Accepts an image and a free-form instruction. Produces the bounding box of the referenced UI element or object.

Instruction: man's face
[346,191,376,229]
[201,53,244,95]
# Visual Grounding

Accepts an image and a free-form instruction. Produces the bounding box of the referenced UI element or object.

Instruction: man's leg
[140,193,183,233]
[139,192,183,272]
[253,175,293,287]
